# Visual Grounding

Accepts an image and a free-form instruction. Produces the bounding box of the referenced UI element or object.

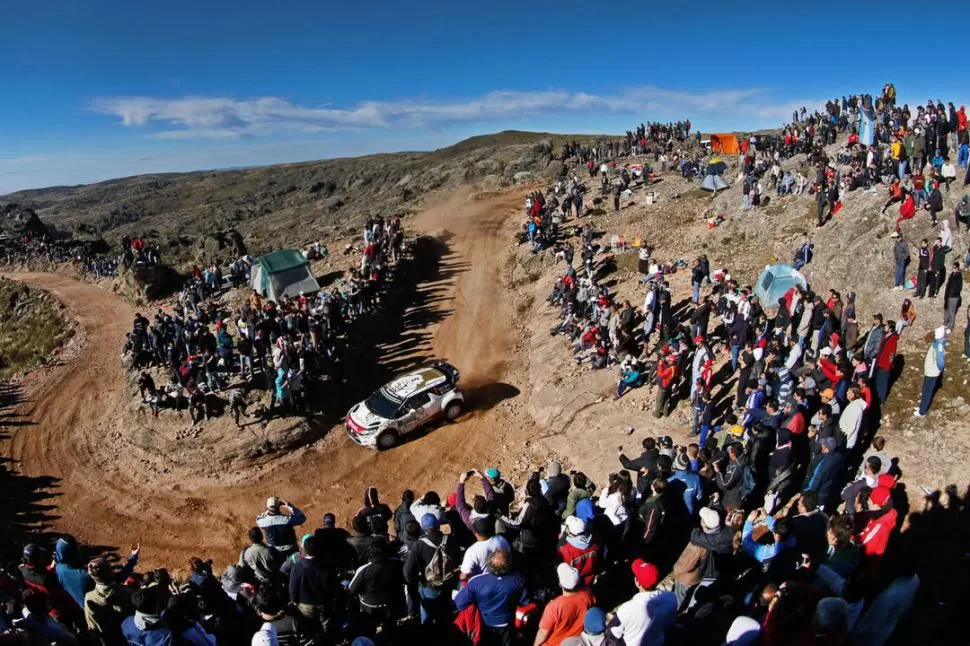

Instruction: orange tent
[710,133,740,155]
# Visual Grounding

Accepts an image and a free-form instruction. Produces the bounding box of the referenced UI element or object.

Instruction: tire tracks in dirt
[1,188,536,567]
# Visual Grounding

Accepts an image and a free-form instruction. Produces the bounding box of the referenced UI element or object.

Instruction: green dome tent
[249,249,320,302]
[754,263,807,305]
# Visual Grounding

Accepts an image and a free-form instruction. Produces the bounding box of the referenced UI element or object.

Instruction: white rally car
[345,361,464,449]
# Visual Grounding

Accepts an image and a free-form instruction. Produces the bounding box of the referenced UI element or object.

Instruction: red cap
[877,474,896,490]
[446,492,458,508]
[631,559,659,589]
[870,486,892,507]
[693,335,704,343]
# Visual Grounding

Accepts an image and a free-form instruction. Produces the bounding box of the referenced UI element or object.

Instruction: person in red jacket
[853,486,897,558]
[653,355,679,418]
[873,322,899,402]
[895,192,916,231]
[557,516,602,588]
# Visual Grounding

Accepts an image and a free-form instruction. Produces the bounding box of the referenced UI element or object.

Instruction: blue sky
[0,0,957,193]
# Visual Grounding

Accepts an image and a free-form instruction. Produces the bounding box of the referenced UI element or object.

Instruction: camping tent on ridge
[754,263,808,306]
[700,156,730,192]
[249,249,320,302]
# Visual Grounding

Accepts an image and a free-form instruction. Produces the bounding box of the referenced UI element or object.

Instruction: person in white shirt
[597,478,632,527]
[460,518,510,581]
[609,560,677,646]
[839,386,867,450]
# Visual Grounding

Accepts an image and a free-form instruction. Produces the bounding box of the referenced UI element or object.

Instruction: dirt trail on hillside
[0,189,531,568]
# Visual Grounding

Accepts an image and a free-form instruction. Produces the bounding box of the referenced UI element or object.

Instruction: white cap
[935,325,947,340]
[699,507,721,531]
[266,497,281,511]
[565,516,587,536]
[556,563,581,590]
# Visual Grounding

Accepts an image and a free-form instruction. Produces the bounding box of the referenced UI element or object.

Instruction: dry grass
[0,278,74,379]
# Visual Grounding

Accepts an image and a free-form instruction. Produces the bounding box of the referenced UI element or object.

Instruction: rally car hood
[348,402,386,430]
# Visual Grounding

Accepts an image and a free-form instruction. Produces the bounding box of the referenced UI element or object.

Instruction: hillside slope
[1,131,564,266]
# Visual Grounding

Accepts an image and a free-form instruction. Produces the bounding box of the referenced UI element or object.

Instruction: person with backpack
[403,514,460,627]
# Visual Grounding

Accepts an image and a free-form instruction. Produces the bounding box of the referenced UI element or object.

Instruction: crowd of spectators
[125,217,408,426]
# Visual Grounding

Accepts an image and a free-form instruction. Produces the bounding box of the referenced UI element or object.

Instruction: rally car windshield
[365,389,402,419]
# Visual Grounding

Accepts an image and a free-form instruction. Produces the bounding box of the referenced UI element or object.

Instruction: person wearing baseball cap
[481,468,515,517]
[671,507,732,608]
[403,513,460,626]
[257,496,306,555]
[559,516,602,588]
[534,563,594,645]
[853,485,898,557]
[560,607,606,646]
[609,560,677,646]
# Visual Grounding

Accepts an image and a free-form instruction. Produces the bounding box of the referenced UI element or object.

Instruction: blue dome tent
[754,263,808,305]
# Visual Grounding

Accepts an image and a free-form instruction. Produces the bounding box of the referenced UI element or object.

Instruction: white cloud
[92,87,821,140]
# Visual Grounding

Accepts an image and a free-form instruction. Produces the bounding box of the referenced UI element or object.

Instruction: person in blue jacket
[55,535,140,609]
[454,550,529,645]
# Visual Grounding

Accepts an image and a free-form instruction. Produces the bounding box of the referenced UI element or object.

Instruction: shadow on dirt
[304,235,467,437]
[0,382,120,564]
[463,382,521,411]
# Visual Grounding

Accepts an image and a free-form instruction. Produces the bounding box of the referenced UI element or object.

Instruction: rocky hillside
[0,131,573,267]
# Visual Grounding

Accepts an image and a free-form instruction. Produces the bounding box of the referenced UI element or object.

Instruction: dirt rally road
[2,189,536,568]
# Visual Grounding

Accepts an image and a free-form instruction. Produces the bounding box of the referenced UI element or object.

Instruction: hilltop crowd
[0,233,119,278]
[124,216,408,426]
[559,119,693,164]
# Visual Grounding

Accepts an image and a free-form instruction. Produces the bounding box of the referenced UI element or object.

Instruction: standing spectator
[891,233,909,289]
[713,444,746,512]
[560,608,607,646]
[348,543,405,637]
[801,438,846,511]
[257,497,306,556]
[915,326,947,417]
[558,516,602,588]
[460,518,511,581]
[533,564,595,646]
[403,514,460,627]
[239,527,283,586]
[852,486,897,558]
[84,557,135,644]
[838,387,867,452]
[943,261,963,331]
[287,537,336,631]
[873,322,899,402]
[455,550,529,646]
[608,560,677,646]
